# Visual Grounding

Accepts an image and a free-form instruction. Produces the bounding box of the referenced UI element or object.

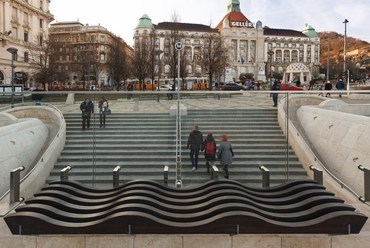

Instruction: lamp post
[326,33,330,81]
[343,19,349,87]
[7,47,18,108]
[267,50,274,89]
[343,19,349,74]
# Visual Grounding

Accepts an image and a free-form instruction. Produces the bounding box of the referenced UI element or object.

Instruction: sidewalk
[54,94,276,114]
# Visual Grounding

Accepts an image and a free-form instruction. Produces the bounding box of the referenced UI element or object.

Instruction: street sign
[175,42,183,50]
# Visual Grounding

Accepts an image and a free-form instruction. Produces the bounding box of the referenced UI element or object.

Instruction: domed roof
[302,24,318,38]
[286,63,310,73]
[136,14,153,29]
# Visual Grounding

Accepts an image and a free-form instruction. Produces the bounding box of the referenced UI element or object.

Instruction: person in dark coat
[336,79,345,97]
[271,81,280,107]
[201,132,217,173]
[98,97,109,128]
[80,98,94,130]
[186,125,203,172]
[217,134,234,179]
[324,81,332,97]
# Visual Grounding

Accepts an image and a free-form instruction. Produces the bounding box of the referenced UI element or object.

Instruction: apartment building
[0,0,54,87]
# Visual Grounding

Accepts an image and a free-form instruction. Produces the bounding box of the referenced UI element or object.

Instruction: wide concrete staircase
[46,109,308,188]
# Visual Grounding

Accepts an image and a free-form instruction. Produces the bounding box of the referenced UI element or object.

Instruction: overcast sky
[49,0,370,46]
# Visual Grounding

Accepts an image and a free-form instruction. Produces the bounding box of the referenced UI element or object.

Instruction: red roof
[216,12,251,30]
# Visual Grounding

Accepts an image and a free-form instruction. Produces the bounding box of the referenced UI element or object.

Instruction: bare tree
[132,37,151,90]
[109,37,132,88]
[166,12,185,87]
[200,34,230,90]
[27,35,67,86]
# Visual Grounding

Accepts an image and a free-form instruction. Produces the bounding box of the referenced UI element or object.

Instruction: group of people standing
[79,97,110,129]
[186,125,234,179]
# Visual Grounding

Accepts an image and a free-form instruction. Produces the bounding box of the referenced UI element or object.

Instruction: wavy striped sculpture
[5,179,367,234]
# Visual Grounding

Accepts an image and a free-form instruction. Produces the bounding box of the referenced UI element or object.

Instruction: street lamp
[267,50,274,88]
[343,19,349,83]
[7,47,18,108]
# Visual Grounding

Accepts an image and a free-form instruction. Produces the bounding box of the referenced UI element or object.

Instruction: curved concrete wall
[297,105,370,196]
[0,117,48,195]
[277,95,370,198]
[0,106,66,203]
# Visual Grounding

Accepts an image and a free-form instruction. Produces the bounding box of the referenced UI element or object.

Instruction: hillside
[318,32,370,66]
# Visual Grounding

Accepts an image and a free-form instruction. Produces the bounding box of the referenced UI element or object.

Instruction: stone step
[48,109,307,189]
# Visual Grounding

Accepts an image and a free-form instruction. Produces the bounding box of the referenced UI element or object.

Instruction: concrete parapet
[170,103,187,116]
[66,93,75,105]
[0,113,17,127]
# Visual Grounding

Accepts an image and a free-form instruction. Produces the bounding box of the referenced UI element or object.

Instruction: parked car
[156,85,172,91]
[222,82,246,91]
[278,83,304,91]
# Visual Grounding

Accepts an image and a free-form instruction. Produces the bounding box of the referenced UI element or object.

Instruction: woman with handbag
[98,97,109,128]
[217,134,234,179]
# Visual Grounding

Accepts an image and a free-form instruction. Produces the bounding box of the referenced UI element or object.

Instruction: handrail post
[60,166,72,181]
[211,165,219,180]
[113,166,121,188]
[358,165,370,201]
[10,166,25,204]
[309,165,323,185]
[164,165,169,186]
[259,166,270,188]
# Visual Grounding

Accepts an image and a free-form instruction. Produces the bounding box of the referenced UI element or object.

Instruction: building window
[40,0,43,10]
[65,65,68,71]
[100,35,105,43]
[12,7,18,19]
[39,19,43,28]
[66,47,69,52]
[24,52,29,63]
[90,35,95,42]
[100,54,105,62]
[100,45,105,51]
[66,55,70,61]
[24,32,28,42]
[59,48,63,52]
[23,12,29,26]
[39,35,43,46]
[268,43,272,49]
[59,56,62,61]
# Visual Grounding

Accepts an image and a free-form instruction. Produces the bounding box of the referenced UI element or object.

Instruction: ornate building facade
[133,0,320,85]
[0,0,54,87]
[49,22,132,88]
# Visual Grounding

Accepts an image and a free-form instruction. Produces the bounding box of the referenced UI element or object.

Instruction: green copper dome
[227,0,241,13]
[137,14,153,29]
[302,24,318,38]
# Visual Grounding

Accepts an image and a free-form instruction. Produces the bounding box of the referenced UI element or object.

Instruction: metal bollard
[358,165,370,202]
[259,166,270,188]
[60,166,72,181]
[10,166,25,204]
[113,166,121,188]
[309,165,323,185]
[211,165,219,180]
[164,165,169,186]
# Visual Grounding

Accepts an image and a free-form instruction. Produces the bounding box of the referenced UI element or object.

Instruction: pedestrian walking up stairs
[46,109,308,188]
